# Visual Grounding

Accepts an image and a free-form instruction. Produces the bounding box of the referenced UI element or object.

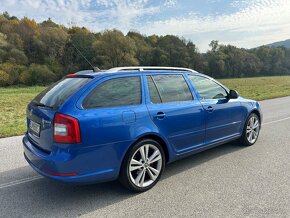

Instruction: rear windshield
[32,77,91,109]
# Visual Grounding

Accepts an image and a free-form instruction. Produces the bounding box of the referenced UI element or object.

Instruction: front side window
[147,74,192,103]
[188,75,228,100]
[83,76,141,109]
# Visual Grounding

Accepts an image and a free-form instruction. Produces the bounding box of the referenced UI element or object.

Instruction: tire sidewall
[120,139,165,192]
[242,113,261,146]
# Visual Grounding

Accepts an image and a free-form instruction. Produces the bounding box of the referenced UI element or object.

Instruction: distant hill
[266,39,290,48]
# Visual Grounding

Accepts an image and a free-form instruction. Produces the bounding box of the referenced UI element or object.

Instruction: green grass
[219,76,290,101]
[0,86,45,138]
[1,76,290,138]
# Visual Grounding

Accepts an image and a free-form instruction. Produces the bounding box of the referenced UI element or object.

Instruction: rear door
[187,75,243,144]
[27,77,91,152]
[78,75,146,148]
[145,74,205,153]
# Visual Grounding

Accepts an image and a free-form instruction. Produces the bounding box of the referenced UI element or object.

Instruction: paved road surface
[1,96,290,217]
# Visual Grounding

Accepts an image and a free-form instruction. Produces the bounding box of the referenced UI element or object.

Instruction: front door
[188,75,243,144]
[145,74,205,153]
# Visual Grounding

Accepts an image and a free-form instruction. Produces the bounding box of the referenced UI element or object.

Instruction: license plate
[29,120,41,137]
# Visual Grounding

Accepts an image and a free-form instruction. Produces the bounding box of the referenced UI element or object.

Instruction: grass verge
[219,76,290,101]
[0,86,45,138]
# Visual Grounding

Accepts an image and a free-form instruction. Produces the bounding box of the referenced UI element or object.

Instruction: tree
[2,11,18,21]
[94,29,138,68]
[7,33,23,49]
[1,13,290,86]
[40,18,58,28]
[186,41,204,71]
[209,40,219,52]
[0,32,9,48]
[150,47,169,66]
[38,26,68,75]
[39,27,68,60]
[206,50,227,77]
[16,17,39,62]
[157,35,189,67]
[8,48,28,65]
[62,27,97,73]
[127,31,153,66]
[0,48,6,62]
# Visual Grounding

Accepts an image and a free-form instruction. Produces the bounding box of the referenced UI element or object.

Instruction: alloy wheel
[246,116,260,144]
[128,144,163,188]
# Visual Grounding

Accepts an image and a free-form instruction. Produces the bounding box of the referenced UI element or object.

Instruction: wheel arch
[122,132,172,166]
[250,109,261,121]
[135,134,170,163]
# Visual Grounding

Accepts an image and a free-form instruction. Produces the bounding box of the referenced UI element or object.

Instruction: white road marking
[0,175,42,189]
[263,116,290,126]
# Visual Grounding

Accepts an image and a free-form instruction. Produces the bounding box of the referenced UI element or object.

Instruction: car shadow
[0,141,246,217]
[163,141,245,180]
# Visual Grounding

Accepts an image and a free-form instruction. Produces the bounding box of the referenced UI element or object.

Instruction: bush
[19,64,56,85]
[0,70,11,86]
[0,63,27,85]
[8,48,28,65]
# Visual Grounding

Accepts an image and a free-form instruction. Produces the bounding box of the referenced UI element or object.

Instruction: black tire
[119,139,166,192]
[239,113,261,146]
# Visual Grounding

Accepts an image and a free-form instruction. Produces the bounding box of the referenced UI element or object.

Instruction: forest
[0,12,290,86]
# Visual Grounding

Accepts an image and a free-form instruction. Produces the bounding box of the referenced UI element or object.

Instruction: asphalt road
[1,96,290,218]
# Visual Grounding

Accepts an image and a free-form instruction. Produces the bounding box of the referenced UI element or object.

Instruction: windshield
[32,77,91,110]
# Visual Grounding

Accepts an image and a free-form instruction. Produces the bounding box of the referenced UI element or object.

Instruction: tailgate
[26,77,92,152]
[27,104,55,152]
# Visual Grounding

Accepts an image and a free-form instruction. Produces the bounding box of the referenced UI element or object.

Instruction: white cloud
[92,0,160,29]
[139,0,290,51]
[164,0,177,7]
[0,0,160,31]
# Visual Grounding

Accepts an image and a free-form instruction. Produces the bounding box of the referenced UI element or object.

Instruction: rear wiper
[32,101,54,109]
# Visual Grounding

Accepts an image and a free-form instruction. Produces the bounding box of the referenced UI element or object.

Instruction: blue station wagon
[23,66,262,192]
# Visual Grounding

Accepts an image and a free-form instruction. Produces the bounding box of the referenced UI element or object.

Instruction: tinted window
[83,76,141,109]
[188,75,228,99]
[33,77,91,109]
[146,76,162,103]
[149,75,192,103]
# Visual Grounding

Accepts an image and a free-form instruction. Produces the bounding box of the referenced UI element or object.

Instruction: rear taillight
[53,113,81,144]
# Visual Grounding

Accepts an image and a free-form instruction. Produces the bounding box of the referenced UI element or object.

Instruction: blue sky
[1,0,290,52]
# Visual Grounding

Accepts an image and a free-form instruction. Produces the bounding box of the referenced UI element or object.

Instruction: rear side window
[83,76,141,109]
[147,74,192,103]
[33,77,91,109]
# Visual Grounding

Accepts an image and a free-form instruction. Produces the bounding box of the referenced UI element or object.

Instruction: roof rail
[106,66,198,73]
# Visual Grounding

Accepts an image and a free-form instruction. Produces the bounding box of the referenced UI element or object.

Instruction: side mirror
[228,90,239,99]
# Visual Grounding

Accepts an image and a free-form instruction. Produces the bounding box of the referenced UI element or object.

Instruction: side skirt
[170,135,241,163]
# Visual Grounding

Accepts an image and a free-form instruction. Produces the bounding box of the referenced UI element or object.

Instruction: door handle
[205,106,214,113]
[155,112,166,120]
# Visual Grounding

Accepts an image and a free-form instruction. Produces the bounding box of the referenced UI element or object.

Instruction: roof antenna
[70,40,100,72]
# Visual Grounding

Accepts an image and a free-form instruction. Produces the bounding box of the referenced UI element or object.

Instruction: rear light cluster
[53,113,81,144]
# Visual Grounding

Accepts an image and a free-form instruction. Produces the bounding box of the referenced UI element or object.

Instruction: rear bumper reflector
[41,169,78,177]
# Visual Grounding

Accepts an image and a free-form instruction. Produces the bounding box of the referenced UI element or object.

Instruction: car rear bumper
[23,134,119,184]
